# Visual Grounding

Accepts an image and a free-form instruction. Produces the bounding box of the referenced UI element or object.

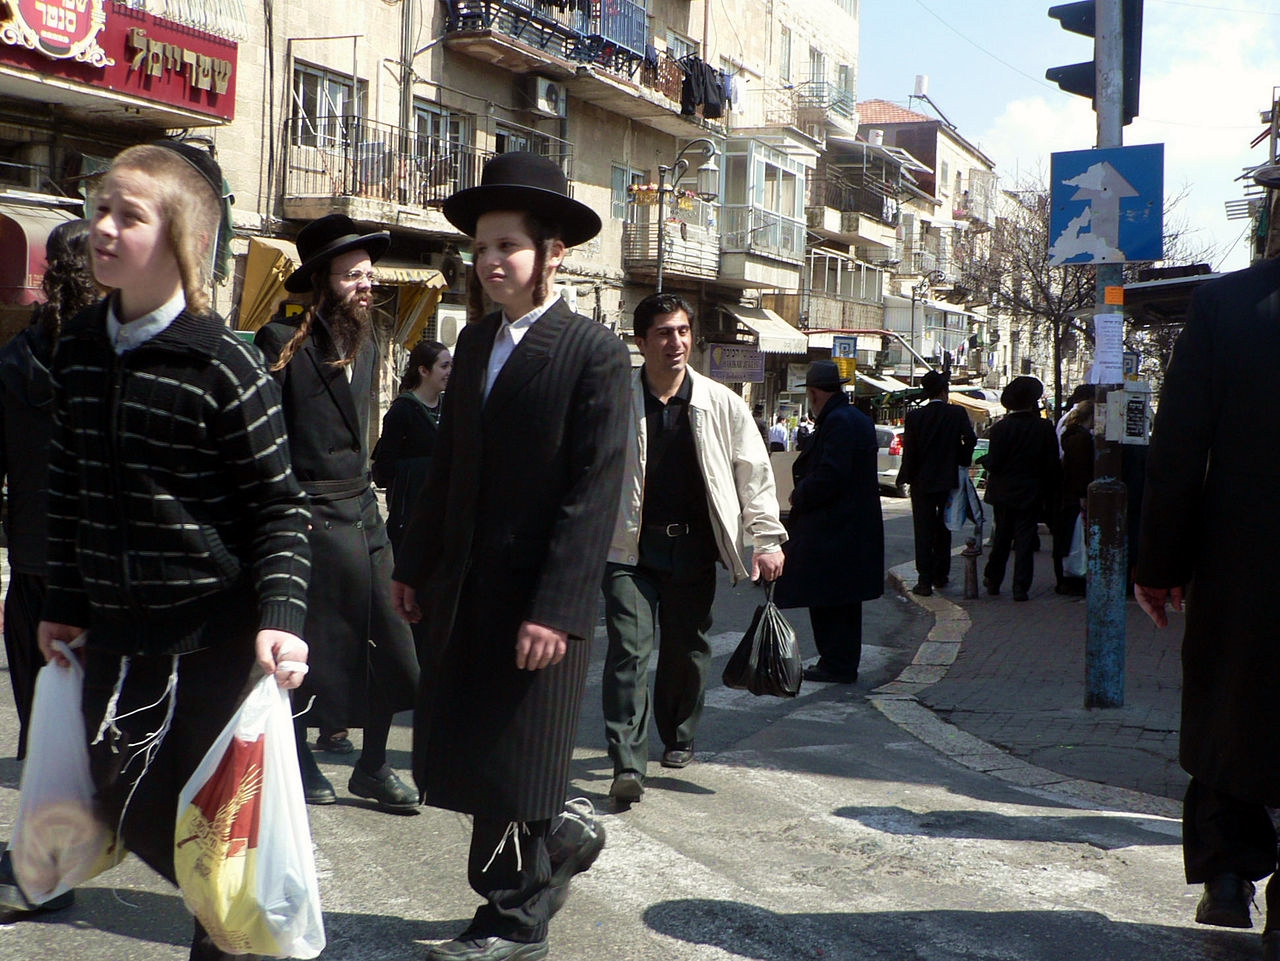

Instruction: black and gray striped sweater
[43,300,312,657]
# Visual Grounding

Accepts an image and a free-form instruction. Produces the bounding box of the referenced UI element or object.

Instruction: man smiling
[600,293,786,804]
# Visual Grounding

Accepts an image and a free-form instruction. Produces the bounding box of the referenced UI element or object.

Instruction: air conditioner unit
[529,77,567,118]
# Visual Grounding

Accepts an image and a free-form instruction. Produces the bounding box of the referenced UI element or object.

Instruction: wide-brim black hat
[442,151,601,247]
[805,359,850,391]
[1001,375,1044,410]
[920,369,950,397]
[284,214,390,293]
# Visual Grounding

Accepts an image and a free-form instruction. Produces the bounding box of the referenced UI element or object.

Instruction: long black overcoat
[897,400,976,494]
[982,410,1060,511]
[1137,257,1280,804]
[773,393,884,609]
[256,314,419,728]
[394,300,630,822]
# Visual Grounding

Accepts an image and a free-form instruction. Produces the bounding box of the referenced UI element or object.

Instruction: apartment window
[415,101,474,193]
[495,123,550,157]
[939,159,950,195]
[667,31,696,62]
[611,163,644,222]
[779,26,791,83]
[808,46,824,85]
[292,62,364,147]
[837,64,854,99]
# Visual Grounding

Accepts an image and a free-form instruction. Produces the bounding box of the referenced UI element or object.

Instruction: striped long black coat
[394,299,630,821]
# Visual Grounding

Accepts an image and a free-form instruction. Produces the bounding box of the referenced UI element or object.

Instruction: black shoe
[425,935,548,961]
[932,577,950,589]
[661,744,694,768]
[803,665,858,684]
[0,851,75,915]
[910,583,933,597]
[609,772,644,804]
[545,798,606,917]
[348,768,418,814]
[1012,590,1030,602]
[1195,873,1254,928]
[301,765,337,805]
[983,578,1000,596]
[315,731,355,754]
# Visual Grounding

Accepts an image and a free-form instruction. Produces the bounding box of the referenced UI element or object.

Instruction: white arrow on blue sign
[1048,144,1164,266]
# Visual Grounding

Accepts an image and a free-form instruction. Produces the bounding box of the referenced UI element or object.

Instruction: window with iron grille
[611,164,644,222]
[291,62,365,148]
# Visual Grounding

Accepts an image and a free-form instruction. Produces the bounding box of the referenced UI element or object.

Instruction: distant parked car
[875,424,907,497]
[970,437,990,490]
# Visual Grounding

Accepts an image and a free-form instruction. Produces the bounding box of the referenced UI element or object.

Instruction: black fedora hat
[805,359,850,391]
[284,214,391,293]
[920,369,950,397]
[1000,375,1044,410]
[442,151,601,247]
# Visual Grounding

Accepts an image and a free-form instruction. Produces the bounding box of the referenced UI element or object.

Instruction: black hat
[1001,375,1044,410]
[920,369,950,397]
[442,151,601,247]
[284,214,390,293]
[805,360,850,392]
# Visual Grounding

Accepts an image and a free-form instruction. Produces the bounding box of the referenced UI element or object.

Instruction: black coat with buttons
[256,314,419,728]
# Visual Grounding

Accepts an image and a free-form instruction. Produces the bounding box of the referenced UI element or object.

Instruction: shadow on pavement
[643,898,1252,961]
[834,804,1177,850]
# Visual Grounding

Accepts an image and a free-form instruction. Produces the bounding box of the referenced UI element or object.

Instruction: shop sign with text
[708,344,764,384]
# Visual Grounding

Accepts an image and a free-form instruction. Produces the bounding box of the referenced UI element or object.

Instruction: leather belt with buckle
[647,522,694,537]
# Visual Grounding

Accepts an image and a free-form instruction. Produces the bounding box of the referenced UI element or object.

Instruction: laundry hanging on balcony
[679,56,723,119]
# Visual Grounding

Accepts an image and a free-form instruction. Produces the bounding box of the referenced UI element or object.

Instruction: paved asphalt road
[0,499,1246,961]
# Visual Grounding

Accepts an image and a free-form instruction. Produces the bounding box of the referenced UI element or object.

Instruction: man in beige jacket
[601,293,786,804]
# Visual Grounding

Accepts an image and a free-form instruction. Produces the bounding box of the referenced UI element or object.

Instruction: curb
[868,561,1181,820]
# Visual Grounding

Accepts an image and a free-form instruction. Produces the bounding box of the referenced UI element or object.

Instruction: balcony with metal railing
[621,200,720,282]
[720,205,805,264]
[283,115,497,224]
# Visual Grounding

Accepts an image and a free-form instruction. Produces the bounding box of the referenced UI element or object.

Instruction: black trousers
[467,816,554,942]
[809,602,863,678]
[909,489,952,588]
[3,571,45,760]
[984,504,1040,594]
[83,643,262,961]
[1183,777,1279,884]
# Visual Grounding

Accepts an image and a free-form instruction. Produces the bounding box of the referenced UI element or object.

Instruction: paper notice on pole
[1089,313,1125,384]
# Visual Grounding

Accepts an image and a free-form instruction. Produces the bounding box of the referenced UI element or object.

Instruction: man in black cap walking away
[774,360,883,684]
[255,215,420,813]
[897,369,976,596]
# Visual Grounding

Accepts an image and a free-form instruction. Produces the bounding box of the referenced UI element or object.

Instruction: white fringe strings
[482,820,531,874]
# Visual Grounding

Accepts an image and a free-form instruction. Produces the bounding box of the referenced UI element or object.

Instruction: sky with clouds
[857,0,1279,272]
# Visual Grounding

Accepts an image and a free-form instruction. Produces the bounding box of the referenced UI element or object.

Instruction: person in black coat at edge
[980,376,1060,602]
[774,360,885,684]
[1053,400,1094,596]
[0,218,98,917]
[896,369,977,597]
[372,339,452,554]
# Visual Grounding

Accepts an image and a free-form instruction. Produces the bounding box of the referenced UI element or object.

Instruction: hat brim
[283,231,391,293]
[443,184,601,247]
[806,377,850,390]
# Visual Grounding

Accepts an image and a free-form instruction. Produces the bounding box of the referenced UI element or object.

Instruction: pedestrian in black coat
[392,152,630,961]
[897,369,976,596]
[774,361,884,684]
[256,214,420,814]
[981,376,1059,601]
[1053,402,1094,596]
[1135,255,1280,947]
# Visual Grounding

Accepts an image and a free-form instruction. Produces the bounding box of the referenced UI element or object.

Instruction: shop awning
[237,237,298,334]
[949,392,1004,419]
[856,371,913,394]
[378,264,450,286]
[0,201,76,305]
[725,305,807,354]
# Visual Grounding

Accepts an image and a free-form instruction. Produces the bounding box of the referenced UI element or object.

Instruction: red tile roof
[858,99,936,125]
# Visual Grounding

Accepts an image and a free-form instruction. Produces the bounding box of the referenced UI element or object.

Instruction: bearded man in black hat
[255,214,420,813]
[897,369,977,596]
[391,152,630,961]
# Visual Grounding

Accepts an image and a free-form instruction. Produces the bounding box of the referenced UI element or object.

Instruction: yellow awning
[378,265,449,286]
[237,237,298,333]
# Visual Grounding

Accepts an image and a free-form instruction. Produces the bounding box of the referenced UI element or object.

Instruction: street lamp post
[655,138,720,293]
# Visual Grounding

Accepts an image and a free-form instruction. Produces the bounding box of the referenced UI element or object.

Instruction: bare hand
[752,550,785,582]
[515,621,567,671]
[1135,584,1184,629]
[255,630,309,689]
[37,621,86,667]
[392,580,422,623]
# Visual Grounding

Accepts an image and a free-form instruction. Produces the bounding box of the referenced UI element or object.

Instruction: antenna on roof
[908,74,956,130]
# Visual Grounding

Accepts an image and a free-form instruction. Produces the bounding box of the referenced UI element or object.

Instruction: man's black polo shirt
[641,368,711,530]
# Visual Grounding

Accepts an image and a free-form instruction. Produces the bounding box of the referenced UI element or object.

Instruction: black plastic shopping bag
[722,581,802,698]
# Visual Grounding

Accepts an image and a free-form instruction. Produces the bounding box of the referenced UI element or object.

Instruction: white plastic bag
[175,673,325,959]
[945,467,984,534]
[11,639,126,903]
[1064,513,1087,578]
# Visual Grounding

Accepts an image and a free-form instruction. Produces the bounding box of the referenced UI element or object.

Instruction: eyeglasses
[332,269,379,285]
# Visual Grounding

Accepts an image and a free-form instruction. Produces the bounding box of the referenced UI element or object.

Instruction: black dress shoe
[983,578,1000,596]
[315,731,355,754]
[1012,590,1030,602]
[910,583,933,597]
[609,771,644,804]
[932,577,950,589]
[661,744,694,768]
[0,851,74,915]
[301,765,336,805]
[425,935,548,961]
[803,665,857,684]
[1195,873,1254,928]
[545,798,606,917]
[348,768,418,814]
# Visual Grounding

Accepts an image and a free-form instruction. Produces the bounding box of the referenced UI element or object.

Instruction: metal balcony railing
[809,176,897,225]
[621,200,720,279]
[794,81,857,123]
[721,205,805,263]
[444,0,647,71]
[285,115,495,209]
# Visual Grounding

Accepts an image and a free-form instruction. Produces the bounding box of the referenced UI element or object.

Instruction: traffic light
[1046,0,1143,125]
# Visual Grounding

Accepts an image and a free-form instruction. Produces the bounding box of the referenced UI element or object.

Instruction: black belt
[643,522,706,537]
[300,476,371,504]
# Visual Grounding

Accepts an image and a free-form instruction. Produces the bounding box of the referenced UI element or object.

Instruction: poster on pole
[1089,313,1125,384]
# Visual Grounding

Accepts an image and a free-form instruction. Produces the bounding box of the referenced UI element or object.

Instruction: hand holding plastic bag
[12,638,126,903]
[175,671,325,959]
[722,582,803,698]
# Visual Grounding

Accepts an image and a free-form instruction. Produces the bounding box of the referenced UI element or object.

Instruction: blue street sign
[1048,144,1163,265]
